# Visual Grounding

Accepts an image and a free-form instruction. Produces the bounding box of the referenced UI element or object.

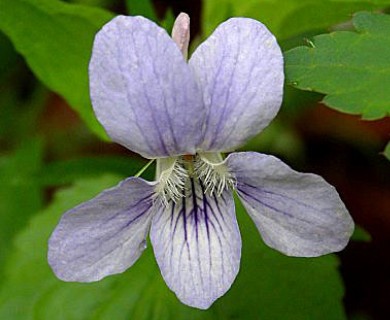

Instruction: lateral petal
[89,16,205,158]
[226,152,354,257]
[150,179,241,309]
[48,177,156,282]
[189,18,284,152]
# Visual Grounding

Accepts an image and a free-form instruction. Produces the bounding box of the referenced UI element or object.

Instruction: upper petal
[89,16,205,158]
[226,152,354,257]
[150,178,241,309]
[189,18,284,152]
[48,177,156,282]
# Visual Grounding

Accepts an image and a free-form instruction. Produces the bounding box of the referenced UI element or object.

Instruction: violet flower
[48,13,354,309]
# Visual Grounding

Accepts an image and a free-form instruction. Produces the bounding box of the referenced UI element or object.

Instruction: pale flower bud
[171,12,190,59]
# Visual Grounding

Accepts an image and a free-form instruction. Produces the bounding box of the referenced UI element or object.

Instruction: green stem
[135,159,155,177]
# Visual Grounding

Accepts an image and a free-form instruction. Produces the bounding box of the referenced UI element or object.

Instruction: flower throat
[155,153,235,205]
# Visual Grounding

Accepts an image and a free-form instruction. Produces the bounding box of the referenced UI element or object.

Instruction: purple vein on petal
[129,28,169,155]
[209,25,241,149]
[145,36,179,151]
[111,23,157,154]
[238,182,342,231]
[69,205,151,263]
[150,177,240,309]
[237,186,295,219]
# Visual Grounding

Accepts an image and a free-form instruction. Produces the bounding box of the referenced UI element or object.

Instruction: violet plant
[48,13,354,309]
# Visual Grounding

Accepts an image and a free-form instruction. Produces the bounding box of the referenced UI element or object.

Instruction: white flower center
[155,153,235,205]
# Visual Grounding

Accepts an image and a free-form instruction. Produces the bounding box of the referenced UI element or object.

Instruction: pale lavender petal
[226,152,354,257]
[150,179,241,309]
[89,16,205,158]
[189,18,284,152]
[48,177,156,282]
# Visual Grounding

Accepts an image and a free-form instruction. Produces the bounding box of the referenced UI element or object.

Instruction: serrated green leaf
[0,175,346,319]
[203,0,390,41]
[0,0,114,139]
[285,12,390,119]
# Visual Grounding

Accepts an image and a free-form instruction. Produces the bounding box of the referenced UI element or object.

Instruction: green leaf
[0,176,346,319]
[0,175,215,320]
[126,0,157,21]
[160,9,176,33]
[0,0,114,139]
[351,226,371,242]
[0,84,47,146]
[241,119,305,163]
[0,138,44,280]
[203,0,390,41]
[220,198,347,320]
[383,141,390,161]
[39,156,154,186]
[285,12,390,119]
[69,0,114,8]
[0,31,19,79]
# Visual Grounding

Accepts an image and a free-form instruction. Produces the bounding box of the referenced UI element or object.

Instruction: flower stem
[135,159,155,178]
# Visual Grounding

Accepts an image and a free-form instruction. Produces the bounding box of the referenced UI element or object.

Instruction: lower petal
[150,178,241,309]
[48,177,156,282]
[226,152,354,257]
